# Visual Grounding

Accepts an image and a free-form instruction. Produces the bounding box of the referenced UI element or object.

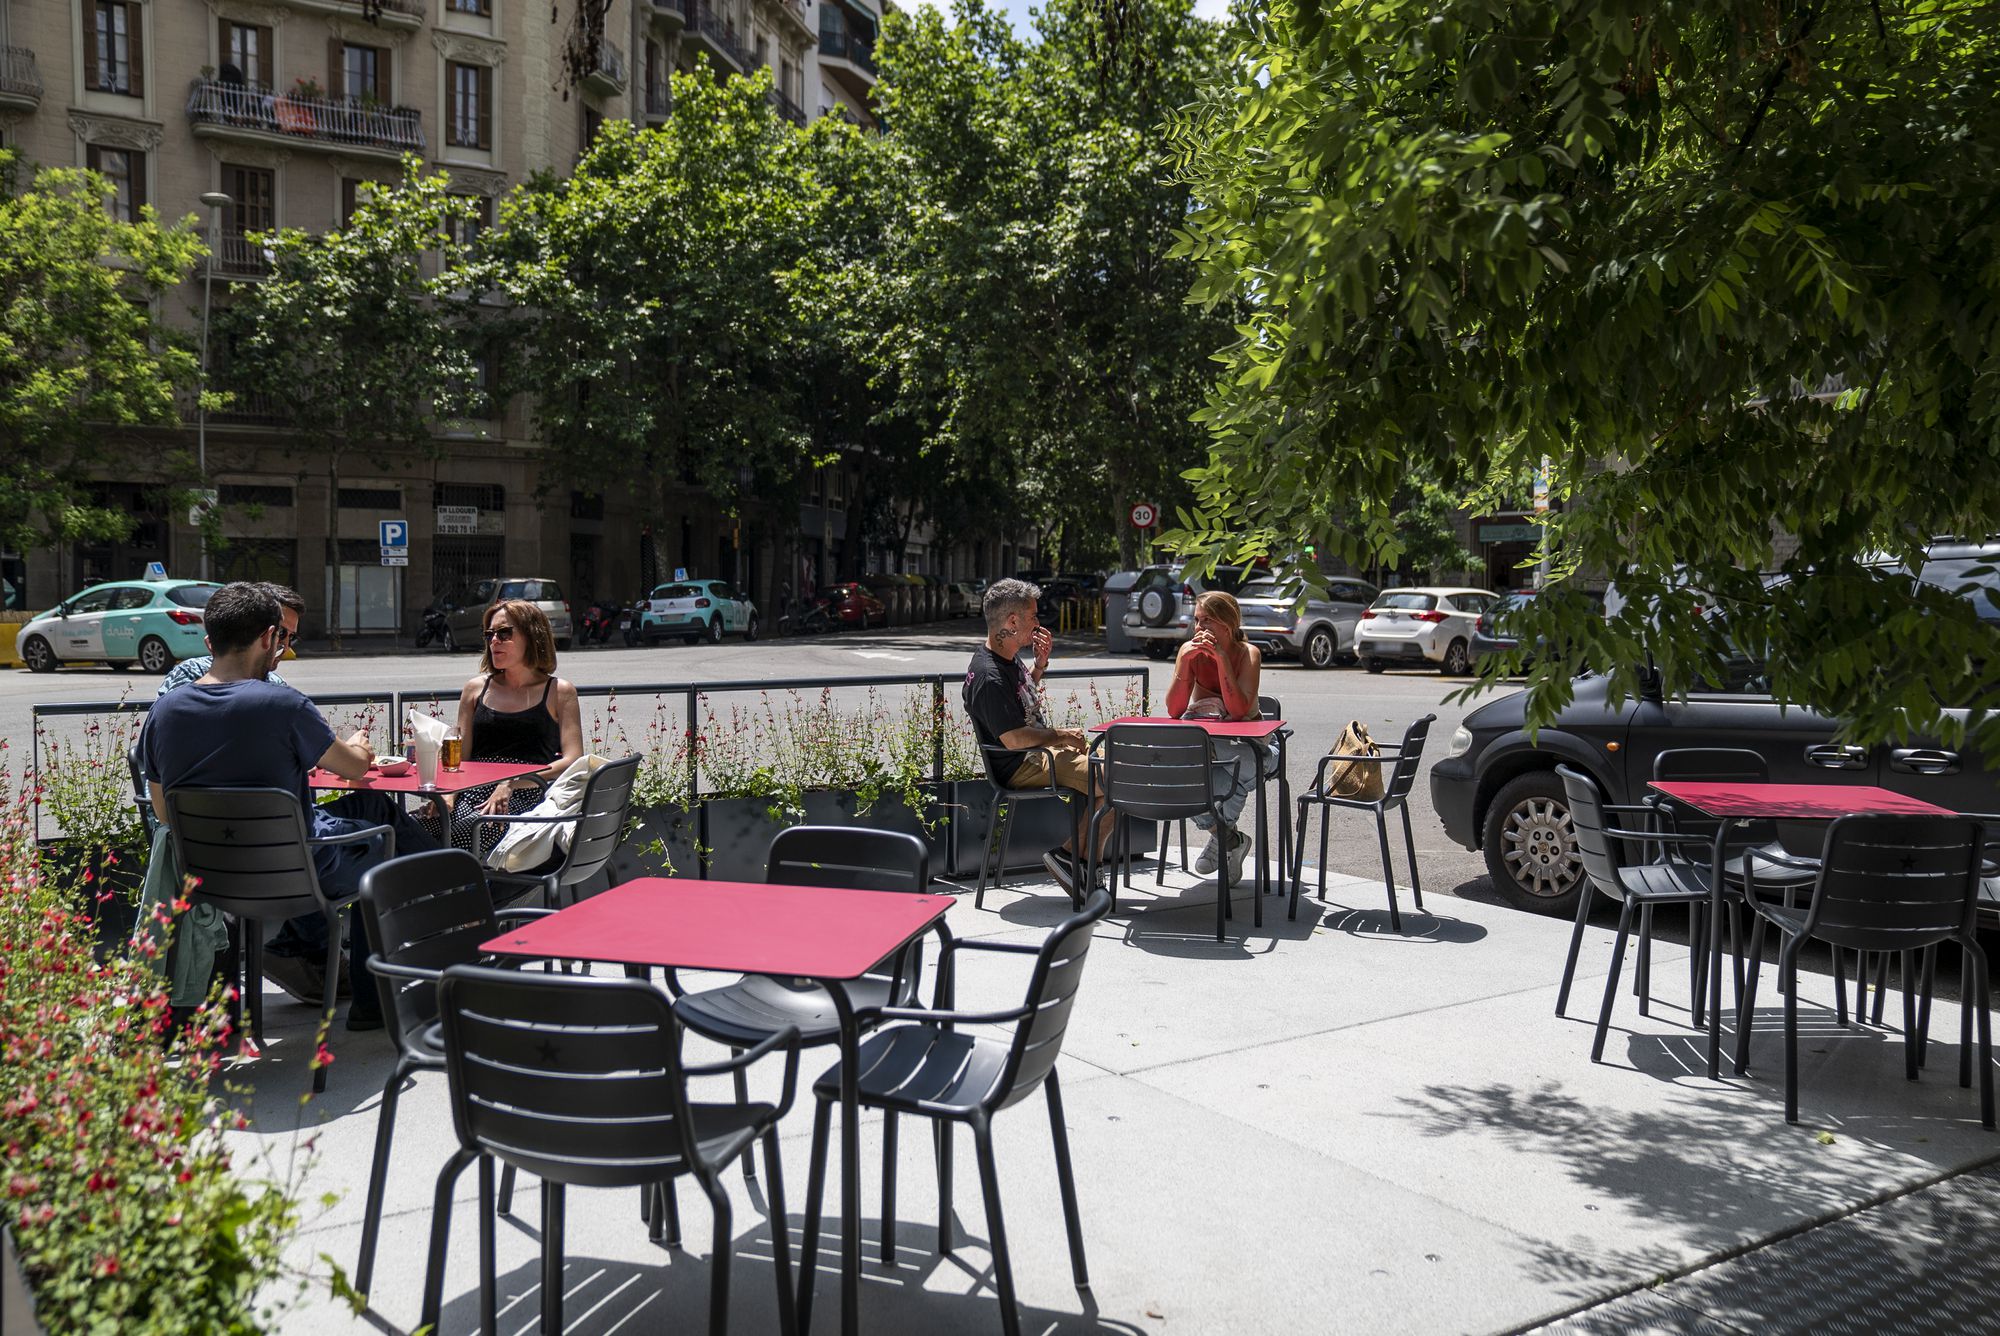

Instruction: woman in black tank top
[426,599,584,858]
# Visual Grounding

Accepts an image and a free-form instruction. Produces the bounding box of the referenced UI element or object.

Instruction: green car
[18,579,222,674]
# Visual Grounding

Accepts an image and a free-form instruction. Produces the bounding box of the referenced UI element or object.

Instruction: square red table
[308,759,544,795]
[1648,781,1955,820]
[481,876,953,1336]
[479,876,952,977]
[1089,714,1287,740]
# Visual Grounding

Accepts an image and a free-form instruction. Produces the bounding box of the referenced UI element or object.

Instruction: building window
[448,0,491,13]
[340,178,364,225]
[447,193,492,249]
[221,20,269,87]
[86,146,145,223]
[223,162,275,244]
[581,105,603,153]
[337,487,402,510]
[448,62,491,149]
[433,482,504,511]
[85,1,143,97]
[217,484,294,508]
[341,43,388,103]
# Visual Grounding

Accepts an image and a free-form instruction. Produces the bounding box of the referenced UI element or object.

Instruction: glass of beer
[441,729,464,772]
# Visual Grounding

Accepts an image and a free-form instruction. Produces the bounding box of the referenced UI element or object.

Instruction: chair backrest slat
[1386,714,1437,801]
[998,891,1108,1104]
[166,787,326,918]
[1555,765,1623,891]
[765,826,931,1002]
[1803,816,1984,951]
[439,965,699,1188]
[361,850,502,1052]
[555,755,642,888]
[1102,724,1216,822]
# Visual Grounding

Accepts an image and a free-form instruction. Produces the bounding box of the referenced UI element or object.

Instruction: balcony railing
[649,0,690,21]
[693,10,750,70]
[819,28,877,76]
[767,87,806,127]
[186,79,426,154]
[646,80,671,117]
[183,387,288,426]
[210,234,272,278]
[584,36,628,93]
[0,46,41,105]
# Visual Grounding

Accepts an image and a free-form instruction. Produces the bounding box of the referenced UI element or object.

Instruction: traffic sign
[381,555,408,567]
[379,519,409,549]
[187,488,218,527]
[1129,502,1157,529]
[1532,460,1552,514]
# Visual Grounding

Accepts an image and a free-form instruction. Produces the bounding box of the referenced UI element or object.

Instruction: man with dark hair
[139,581,437,1029]
[963,578,1114,895]
[158,581,303,695]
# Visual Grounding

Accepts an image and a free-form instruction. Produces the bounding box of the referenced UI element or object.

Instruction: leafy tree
[220,158,481,645]
[0,155,204,557]
[477,71,820,541]
[1168,0,2000,748]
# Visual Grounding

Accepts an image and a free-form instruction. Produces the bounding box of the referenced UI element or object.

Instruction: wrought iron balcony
[819,28,877,77]
[209,234,272,279]
[767,87,806,127]
[186,78,426,159]
[688,9,749,72]
[583,37,628,95]
[646,80,671,118]
[0,46,41,111]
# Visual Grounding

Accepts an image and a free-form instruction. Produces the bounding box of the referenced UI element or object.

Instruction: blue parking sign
[379,519,409,549]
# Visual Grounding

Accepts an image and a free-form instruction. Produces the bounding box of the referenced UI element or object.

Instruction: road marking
[853,650,914,661]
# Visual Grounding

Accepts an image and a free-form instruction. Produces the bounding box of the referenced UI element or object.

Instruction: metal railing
[29,668,1149,842]
[694,11,750,69]
[650,0,691,19]
[0,46,41,101]
[209,233,271,277]
[591,37,628,88]
[767,87,806,126]
[646,79,671,116]
[818,28,877,76]
[186,78,427,153]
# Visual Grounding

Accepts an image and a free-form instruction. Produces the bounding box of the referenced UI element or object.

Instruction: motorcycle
[415,604,456,651]
[578,598,620,646]
[621,596,649,647]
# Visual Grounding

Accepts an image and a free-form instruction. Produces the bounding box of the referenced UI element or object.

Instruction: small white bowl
[373,759,415,777]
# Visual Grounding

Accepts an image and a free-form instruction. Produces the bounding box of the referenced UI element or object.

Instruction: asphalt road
[4,624,1498,897]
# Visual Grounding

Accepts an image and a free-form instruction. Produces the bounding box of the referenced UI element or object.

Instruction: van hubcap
[1502,797,1581,899]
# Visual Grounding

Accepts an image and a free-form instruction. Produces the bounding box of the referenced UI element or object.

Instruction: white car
[1353,586,1499,676]
[638,578,758,645]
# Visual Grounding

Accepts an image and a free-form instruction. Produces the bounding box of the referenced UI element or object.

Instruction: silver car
[440,577,575,650]
[1236,576,1381,669]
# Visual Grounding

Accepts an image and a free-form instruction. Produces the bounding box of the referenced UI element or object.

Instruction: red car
[820,583,886,628]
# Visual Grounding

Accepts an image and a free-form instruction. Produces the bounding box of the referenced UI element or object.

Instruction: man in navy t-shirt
[140,582,437,1029]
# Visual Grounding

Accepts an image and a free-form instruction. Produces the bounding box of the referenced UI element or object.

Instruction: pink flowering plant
[34,707,149,910]
[0,751,303,1332]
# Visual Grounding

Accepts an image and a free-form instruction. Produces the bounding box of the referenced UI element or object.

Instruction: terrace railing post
[930,677,946,785]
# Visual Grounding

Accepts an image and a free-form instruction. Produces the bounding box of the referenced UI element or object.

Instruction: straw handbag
[1324,720,1385,801]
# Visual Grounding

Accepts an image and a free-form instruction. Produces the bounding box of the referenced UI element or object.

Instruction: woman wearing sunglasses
[428,598,584,857]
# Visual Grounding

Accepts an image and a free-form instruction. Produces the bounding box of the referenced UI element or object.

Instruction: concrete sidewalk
[227,860,2000,1334]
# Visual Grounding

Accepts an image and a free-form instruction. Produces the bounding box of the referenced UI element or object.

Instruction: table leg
[1706,821,1738,1079]
[1252,754,1267,929]
[829,983,861,1336]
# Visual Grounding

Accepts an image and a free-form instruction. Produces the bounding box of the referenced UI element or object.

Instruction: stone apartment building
[0,0,973,639]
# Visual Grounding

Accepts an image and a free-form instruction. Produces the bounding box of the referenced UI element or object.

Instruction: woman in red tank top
[1165,591,1272,878]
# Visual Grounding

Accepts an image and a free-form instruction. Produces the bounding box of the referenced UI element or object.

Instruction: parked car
[1121,563,1253,660]
[1236,575,1381,669]
[440,577,574,650]
[1038,579,1088,626]
[637,579,757,645]
[18,579,220,674]
[1467,588,1609,668]
[1353,587,1498,675]
[946,581,982,617]
[821,582,887,628]
[1433,541,2000,918]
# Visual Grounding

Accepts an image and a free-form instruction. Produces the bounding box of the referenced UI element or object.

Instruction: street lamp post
[195,190,232,581]
[733,465,754,595]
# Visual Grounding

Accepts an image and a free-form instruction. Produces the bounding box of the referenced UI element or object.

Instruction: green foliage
[0,760,301,1334]
[0,154,205,554]
[1167,0,2000,747]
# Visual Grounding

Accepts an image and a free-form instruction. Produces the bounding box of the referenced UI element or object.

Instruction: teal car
[18,580,221,674]
[638,579,758,644]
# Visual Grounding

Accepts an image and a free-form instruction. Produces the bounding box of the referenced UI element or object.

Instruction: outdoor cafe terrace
[13,669,2000,1335]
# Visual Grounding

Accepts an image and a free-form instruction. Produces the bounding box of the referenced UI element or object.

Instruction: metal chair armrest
[679,1021,803,1120]
[852,1002,1036,1028]
[366,957,442,984]
[942,938,1043,958]
[468,812,573,827]
[1602,826,1714,846]
[307,821,393,847]
[493,907,555,925]
[1309,751,1388,792]
[1743,846,1823,872]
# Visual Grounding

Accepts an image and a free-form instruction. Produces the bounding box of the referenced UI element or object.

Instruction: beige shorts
[1009,744,1091,795]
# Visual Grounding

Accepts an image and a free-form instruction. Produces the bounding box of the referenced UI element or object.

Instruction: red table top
[1649,781,1957,820]
[1089,715,1287,740]
[479,878,954,980]
[309,760,544,795]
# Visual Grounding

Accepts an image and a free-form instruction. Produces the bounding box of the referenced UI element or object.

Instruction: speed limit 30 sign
[1129,502,1158,529]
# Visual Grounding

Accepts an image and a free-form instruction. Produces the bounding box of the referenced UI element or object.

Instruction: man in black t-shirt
[963,578,1112,894]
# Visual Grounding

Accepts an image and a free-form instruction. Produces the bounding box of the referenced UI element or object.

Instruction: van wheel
[1483,770,1585,917]
[1303,626,1336,669]
[139,637,174,674]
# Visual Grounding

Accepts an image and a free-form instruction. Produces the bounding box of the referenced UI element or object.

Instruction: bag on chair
[1325,720,1384,801]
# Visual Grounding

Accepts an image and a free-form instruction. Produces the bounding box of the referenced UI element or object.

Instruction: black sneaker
[344,1010,385,1033]
[1042,849,1078,895]
[260,952,326,1006]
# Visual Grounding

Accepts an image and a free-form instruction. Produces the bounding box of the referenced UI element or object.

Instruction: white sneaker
[1224,830,1251,883]
[1194,832,1224,875]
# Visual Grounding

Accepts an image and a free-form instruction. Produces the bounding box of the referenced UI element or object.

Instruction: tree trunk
[1113,482,1133,569]
[325,450,343,651]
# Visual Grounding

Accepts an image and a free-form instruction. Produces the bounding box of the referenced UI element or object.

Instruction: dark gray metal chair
[669,827,932,1191]
[351,849,553,1297]
[129,746,160,843]
[969,738,1080,907]
[1733,815,1992,1128]
[1552,765,1723,1062]
[796,889,1111,1336]
[420,965,801,1336]
[1288,714,1436,930]
[474,754,641,909]
[164,785,391,1093]
[1093,722,1242,940]
[1163,694,1289,893]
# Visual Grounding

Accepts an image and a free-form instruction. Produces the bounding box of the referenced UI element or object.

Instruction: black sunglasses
[483,626,516,643]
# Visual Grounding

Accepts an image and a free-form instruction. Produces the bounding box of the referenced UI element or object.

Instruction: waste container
[1102,570,1143,654]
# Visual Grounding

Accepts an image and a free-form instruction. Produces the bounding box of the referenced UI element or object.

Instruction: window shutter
[217,18,230,72]
[127,3,143,97]
[477,66,491,148]
[255,26,273,85]
[84,4,100,91]
[329,39,344,97]
[131,151,148,214]
[377,46,392,101]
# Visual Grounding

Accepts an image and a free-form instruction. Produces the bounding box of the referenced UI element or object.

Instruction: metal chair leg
[355,1056,415,1294]
[498,1163,516,1216]
[1591,899,1635,1063]
[1400,804,1423,912]
[1783,947,1801,1123]
[701,1172,732,1336]
[541,1180,567,1334]
[1636,903,1654,1017]
[1555,883,1595,1017]
[881,1111,899,1266]
[935,1120,954,1255]
[418,1147,477,1333]
[796,1098,833,1332]
[1734,912,1768,1075]
[1872,950,1890,1026]
[1902,951,1921,1081]
[1973,946,1995,1130]
[1833,948,1849,1026]
[1046,1071,1089,1291]
[972,1119,1022,1336]
[734,1057,758,1182]
[478,1156,497,1335]
[1375,808,1401,932]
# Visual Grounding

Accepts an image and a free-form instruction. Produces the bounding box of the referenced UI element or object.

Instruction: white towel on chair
[487,754,606,872]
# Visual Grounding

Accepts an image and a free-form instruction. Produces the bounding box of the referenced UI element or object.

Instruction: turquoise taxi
[18,578,222,674]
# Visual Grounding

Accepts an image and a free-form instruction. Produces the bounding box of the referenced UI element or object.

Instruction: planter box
[701,789,942,882]
[603,805,699,883]
[38,841,145,960]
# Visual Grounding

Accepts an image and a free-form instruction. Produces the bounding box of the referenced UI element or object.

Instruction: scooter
[578,598,620,645]
[620,596,650,647]
[415,604,456,651]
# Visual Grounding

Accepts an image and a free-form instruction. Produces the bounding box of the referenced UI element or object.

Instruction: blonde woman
[432,599,584,857]
[1166,590,1276,879]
